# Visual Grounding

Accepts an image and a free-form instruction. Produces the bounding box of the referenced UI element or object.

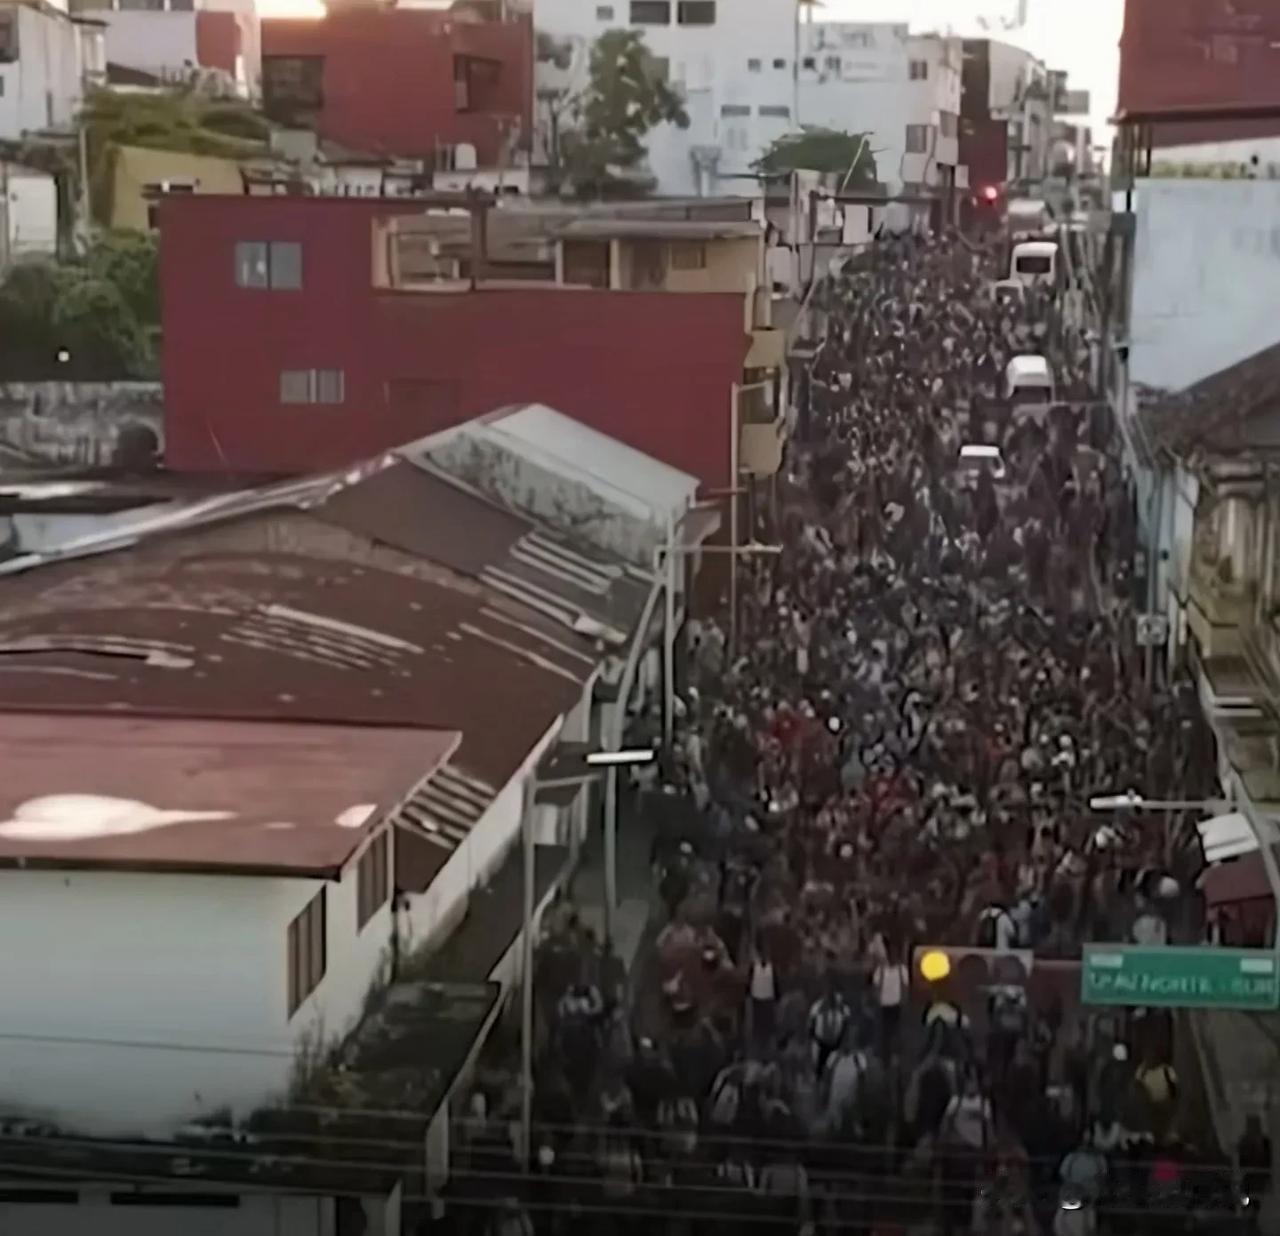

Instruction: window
[719,103,750,117]
[909,58,928,80]
[357,831,390,930]
[262,54,324,120]
[677,0,715,23]
[0,13,16,64]
[940,110,958,138]
[629,0,669,22]
[280,369,345,405]
[824,54,841,72]
[1015,254,1053,276]
[905,123,930,154]
[234,240,302,290]
[596,3,614,16]
[669,241,706,270]
[758,104,790,119]
[747,58,761,72]
[772,58,786,69]
[801,56,816,70]
[287,888,326,1016]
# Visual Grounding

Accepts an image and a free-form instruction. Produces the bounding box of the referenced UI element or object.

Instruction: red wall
[1119,0,1280,142]
[261,10,532,163]
[195,11,241,76]
[159,197,749,487]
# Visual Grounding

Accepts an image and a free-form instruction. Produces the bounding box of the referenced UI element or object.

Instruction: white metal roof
[1198,811,1260,864]
[1012,240,1059,257]
[1006,354,1052,381]
[414,404,702,568]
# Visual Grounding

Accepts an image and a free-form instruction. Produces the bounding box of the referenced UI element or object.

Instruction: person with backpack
[977,901,1018,950]
[808,985,851,1076]
[1135,1055,1178,1142]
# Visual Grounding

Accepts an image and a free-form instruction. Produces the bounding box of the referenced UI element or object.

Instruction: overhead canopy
[1199,852,1273,907]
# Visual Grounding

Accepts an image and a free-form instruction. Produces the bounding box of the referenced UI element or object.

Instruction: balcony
[740,419,785,477]
[1188,555,1255,658]
[745,326,784,370]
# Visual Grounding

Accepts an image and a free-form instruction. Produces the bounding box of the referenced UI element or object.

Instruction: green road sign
[1082,945,1280,1012]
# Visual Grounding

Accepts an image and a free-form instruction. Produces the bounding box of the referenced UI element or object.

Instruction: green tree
[0,231,160,379]
[548,29,689,198]
[755,127,881,188]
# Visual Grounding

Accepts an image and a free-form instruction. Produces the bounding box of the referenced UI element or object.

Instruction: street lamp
[518,742,655,1170]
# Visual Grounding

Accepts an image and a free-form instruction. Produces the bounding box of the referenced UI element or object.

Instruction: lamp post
[519,743,655,1171]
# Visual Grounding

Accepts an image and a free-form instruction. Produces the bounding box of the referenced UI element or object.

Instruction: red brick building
[260,6,532,164]
[1118,0,1280,145]
[158,197,755,485]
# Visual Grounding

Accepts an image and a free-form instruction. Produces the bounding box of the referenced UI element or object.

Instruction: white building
[982,38,1052,182]
[0,0,102,142]
[532,0,961,199]
[67,0,261,99]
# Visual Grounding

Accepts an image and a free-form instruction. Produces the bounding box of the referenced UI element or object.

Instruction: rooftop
[1142,336,1280,459]
[556,218,763,242]
[0,714,457,876]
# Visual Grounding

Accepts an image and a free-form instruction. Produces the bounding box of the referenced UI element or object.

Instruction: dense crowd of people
[445,229,1245,1236]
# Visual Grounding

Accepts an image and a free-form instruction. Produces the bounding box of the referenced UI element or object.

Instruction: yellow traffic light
[919,949,952,983]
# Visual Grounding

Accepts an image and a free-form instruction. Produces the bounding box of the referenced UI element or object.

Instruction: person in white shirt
[943,1073,992,1151]
[872,945,909,1059]
[748,937,779,1049]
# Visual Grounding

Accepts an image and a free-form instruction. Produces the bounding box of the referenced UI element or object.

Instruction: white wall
[90,10,199,80]
[1130,179,1280,391]
[0,6,83,142]
[0,842,393,1136]
[1156,139,1280,176]
[2,165,58,259]
[534,0,798,196]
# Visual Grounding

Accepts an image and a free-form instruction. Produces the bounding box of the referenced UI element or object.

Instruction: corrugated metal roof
[316,460,650,644]
[0,713,458,875]
[0,518,595,830]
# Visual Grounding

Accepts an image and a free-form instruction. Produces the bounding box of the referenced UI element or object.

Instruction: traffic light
[912,946,1033,1000]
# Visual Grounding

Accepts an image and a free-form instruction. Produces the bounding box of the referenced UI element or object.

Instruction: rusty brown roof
[1143,337,1280,458]
[0,713,457,875]
[315,460,650,644]
[0,513,597,830]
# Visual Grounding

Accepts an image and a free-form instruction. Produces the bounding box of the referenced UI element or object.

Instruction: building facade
[261,6,532,168]
[961,37,1052,185]
[67,0,258,97]
[0,0,102,142]
[158,196,763,485]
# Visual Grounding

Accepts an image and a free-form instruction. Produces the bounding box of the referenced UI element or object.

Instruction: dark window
[824,54,841,71]
[262,55,324,120]
[562,239,611,288]
[234,240,302,289]
[287,888,326,1016]
[746,58,761,72]
[758,104,790,119]
[315,368,344,403]
[454,54,501,113]
[905,123,930,153]
[772,58,786,69]
[909,58,928,80]
[668,241,706,270]
[801,56,816,70]
[118,0,164,9]
[357,831,390,931]
[940,110,958,138]
[1015,254,1053,275]
[677,0,715,23]
[596,3,613,15]
[0,13,16,63]
[629,0,669,23]
[720,103,750,117]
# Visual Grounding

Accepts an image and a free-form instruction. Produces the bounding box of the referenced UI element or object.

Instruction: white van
[957,443,1006,487]
[1010,240,1059,287]
[1004,355,1054,406]
[1006,197,1053,239]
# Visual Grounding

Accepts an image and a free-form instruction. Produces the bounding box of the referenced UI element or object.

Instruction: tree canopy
[755,127,881,188]
[0,231,160,380]
[543,29,689,198]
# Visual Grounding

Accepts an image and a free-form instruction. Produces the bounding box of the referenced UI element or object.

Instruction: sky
[821,0,1125,138]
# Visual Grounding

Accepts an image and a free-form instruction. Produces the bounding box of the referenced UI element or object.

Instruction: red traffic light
[982,185,999,203]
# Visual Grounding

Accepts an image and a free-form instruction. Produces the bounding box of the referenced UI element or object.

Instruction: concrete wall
[0,383,163,467]
[0,850,391,1136]
[92,9,198,80]
[1130,179,1280,392]
[112,145,245,232]
[0,6,82,142]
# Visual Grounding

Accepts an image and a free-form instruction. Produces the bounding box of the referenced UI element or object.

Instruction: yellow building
[109,145,245,232]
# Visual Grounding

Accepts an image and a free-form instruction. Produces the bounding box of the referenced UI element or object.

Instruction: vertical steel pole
[519,773,535,1171]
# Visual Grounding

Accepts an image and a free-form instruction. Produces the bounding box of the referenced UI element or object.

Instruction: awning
[1199,852,1273,907]
[1197,811,1260,864]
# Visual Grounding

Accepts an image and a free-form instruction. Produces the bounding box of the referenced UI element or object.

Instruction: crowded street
[449,228,1240,1236]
